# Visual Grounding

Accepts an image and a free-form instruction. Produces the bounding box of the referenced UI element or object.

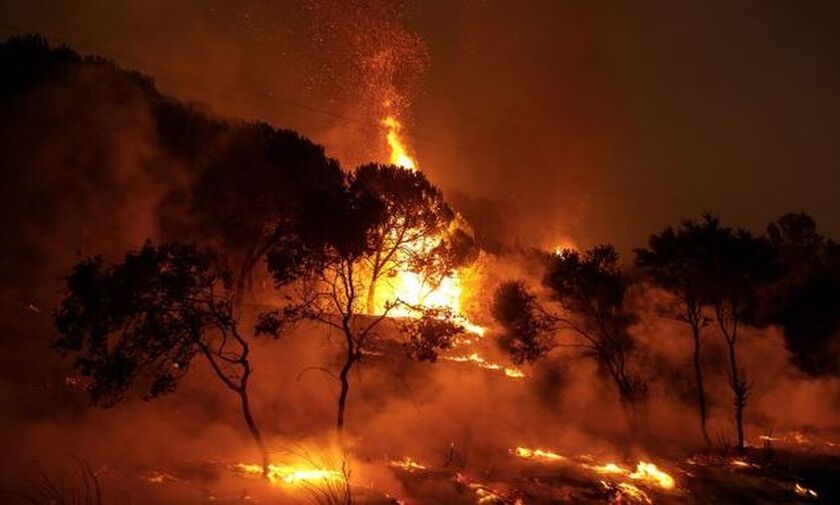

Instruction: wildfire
[442,352,525,378]
[382,116,417,171]
[455,473,522,505]
[387,457,427,472]
[513,447,675,491]
[235,462,344,487]
[629,462,676,490]
[602,481,653,504]
[374,112,487,338]
[512,446,565,461]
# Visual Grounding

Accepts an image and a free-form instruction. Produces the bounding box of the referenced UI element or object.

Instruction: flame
[387,457,427,472]
[629,462,675,490]
[591,462,629,475]
[373,113,487,338]
[513,447,675,491]
[794,483,819,498]
[552,238,578,255]
[602,481,653,504]
[382,116,417,171]
[442,352,524,379]
[235,463,344,487]
[512,446,565,461]
[455,473,522,505]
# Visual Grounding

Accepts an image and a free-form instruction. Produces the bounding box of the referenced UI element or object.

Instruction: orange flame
[387,456,427,472]
[374,113,486,337]
[513,447,676,491]
[235,462,344,487]
[442,352,524,379]
[382,116,417,171]
[512,446,565,461]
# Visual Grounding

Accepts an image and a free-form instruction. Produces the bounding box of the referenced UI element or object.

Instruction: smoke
[0,3,839,502]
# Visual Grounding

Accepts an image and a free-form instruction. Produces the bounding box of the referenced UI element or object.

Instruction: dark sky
[2,0,838,253]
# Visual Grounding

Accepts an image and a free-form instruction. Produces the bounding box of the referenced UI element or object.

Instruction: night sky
[2,0,838,253]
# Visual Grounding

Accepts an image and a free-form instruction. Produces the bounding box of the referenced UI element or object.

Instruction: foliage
[491,281,554,364]
[399,306,464,362]
[492,246,645,405]
[54,242,234,405]
[763,213,840,375]
[53,241,270,473]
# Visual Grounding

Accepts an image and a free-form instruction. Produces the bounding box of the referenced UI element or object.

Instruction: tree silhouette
[492,246,645,408]
[259,167,466,440]
[184,123,347,300]
[53,242,270,475]
[763,213,840,376]
[702,223,776,451]
[491,281,555,364]
[635,214,722,445]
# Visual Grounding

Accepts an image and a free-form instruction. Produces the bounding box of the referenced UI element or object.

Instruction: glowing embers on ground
[512,446,676,491]
[455,473,523,505]
[234,462,344,487]
[757,431,839,452]
[441,352,525,379]
[601,481,653,504]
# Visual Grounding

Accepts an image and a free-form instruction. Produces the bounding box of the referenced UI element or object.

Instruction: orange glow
[552,237,578,255]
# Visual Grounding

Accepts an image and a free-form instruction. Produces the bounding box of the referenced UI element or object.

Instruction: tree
[635,215,721,445]
[259,168,464,440]
[181,122,348,300]
[702,225,776,451]
[348,164,461,314]
[763,213,840,376]
[491,281,554,364]
[53,242,271,475]
[492,246,645,409]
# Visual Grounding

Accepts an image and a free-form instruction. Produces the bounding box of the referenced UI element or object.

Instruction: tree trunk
[727,339,746,451]
[239,389,270,477]
[336,349,355,440]
[691,325,711,445]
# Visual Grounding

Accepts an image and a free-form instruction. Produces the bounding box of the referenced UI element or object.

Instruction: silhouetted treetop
[54,242,237,406]
[762,213,840,376]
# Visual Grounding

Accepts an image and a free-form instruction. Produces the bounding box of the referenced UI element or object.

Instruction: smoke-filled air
[1,1,840,504]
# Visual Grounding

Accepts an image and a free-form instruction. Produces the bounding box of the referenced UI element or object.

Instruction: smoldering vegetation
[1,35,840,505]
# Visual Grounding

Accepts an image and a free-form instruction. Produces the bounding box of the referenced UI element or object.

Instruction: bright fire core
[376,113,485,336]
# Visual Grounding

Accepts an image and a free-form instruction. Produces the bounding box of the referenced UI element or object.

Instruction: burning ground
[2,23,840,505]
